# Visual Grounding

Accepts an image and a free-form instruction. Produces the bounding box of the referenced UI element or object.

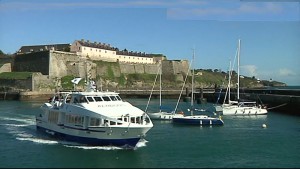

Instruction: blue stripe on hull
[36,126,140,148]
[172,118,224,125]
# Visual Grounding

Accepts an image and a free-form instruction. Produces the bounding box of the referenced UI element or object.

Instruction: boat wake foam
[16,137,59,144]
[1,116,59,145]
[0,116,35,125]
[62,138,149,150]
[135,138,148,148]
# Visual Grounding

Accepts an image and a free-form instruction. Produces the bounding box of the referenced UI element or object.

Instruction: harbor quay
[1,88,299,115]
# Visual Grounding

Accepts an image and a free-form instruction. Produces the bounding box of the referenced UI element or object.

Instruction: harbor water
[0,99,299,168]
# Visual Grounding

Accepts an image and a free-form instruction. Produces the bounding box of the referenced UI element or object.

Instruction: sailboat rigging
[146,61,182,120]
[221,39,268,115]
[172,48,224,126]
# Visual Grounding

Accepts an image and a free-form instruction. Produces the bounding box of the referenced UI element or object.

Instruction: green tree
[0,50,5,57]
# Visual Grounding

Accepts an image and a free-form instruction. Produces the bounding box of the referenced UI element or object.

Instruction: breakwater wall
[205,88,300,116]
[1,88,299,115]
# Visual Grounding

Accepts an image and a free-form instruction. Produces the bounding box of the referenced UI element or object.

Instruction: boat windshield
[68,94,122,104]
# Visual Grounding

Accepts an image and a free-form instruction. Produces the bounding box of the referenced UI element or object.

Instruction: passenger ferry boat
[36,80,153,149]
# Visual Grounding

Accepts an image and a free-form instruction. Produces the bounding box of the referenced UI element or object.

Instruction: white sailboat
[172,49,224,126]
[221,39,268,115]
[146,61,178,120]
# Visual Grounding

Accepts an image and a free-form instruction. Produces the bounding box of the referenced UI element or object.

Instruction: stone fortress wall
[1,50,190,92]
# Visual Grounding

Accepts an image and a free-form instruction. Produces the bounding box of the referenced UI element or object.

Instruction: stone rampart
[8,51,190,92]
[0,78,32,91]
[13,51,50,74]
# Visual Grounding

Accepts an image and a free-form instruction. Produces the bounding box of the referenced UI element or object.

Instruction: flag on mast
[71,77,82,85]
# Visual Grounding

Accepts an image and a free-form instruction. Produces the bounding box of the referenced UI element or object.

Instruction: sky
[0,0,300,85]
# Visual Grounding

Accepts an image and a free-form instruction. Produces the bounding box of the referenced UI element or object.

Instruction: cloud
[0,0,209,11]
[1,0,298,22]
[240,65,257,77]
[255,68,298,85]
[278,68,296,76]
[238,2,283,14]
[167,1,299,21]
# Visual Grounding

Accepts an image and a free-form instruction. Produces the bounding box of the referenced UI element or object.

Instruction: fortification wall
[118,62,170,75]
[144,64,159,74]
[162,60,190,76]
[119,63,135,74]
[6,51,190,92]
[13,51,189,78]
[32,72,58,92]
[0,78,32,91]
[49,51,81,78]
[13,51,50,74]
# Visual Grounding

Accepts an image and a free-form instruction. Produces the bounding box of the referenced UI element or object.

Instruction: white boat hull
[147,112,182,120]
[36,118,151,148]
[222,106,268,115]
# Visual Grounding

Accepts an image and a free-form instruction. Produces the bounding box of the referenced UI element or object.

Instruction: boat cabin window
[110,96,118,101]
[79,96,88,103]
[71,95,88,103]
[66,114,84,126]
[90,118,101,126]
[102,96,111,101]
[131,117,135,123]
[66,95,71,103]
[116,95,122,101]
[48,111,59,123]
[110,121,116,125]
[94,96,103,102]
[136,117,141,124]
[86,96,94,102]
[117,118,122,125]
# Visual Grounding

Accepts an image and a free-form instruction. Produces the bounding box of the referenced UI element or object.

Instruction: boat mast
[159,60,162,112]
[191,49,195,116]
[237,39,241,101]
[228,60,231,103]
[145,63,160,112]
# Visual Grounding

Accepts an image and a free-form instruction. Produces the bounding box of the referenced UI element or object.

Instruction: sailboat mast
[228,60,231,103]
[237,39,241,101]
[191,49,195,116]
[159,61,162,112]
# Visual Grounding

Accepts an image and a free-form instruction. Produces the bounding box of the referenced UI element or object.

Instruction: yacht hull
[172,116,224,125]
[147,112,182,120]
[222,106,268,115]
[36,118,151,148]
[36,125,142,148]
